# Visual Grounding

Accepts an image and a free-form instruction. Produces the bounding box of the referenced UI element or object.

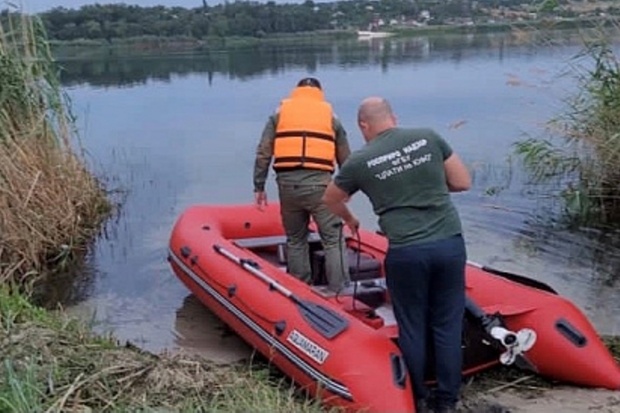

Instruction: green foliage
[0,287,329,413]
[0,7,111,289]
[0,286,48,333]
[513,138,581,182]
[0,361,45,413]
[1,0,601,44]
[513,21,620,225]
[0,10,70,144]
[538,0,560,14]
[0,0,616,47]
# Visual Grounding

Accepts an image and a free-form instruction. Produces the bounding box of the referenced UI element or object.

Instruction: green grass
[0,286,332,412]
[1,284,619,412]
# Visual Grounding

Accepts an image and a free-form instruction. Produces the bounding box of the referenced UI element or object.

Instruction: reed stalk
[513,18,620,226]
[0,9,110,289]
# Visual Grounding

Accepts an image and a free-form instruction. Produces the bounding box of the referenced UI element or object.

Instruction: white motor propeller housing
[490,326,537,365]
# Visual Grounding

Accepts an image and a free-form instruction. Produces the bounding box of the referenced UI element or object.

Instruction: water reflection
[58,30,591,90]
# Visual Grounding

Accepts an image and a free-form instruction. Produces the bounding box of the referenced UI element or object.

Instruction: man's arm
[253,115,277,193]
[322,182,359,235]
[433,131,471,193]
[333,116,351,167]
[444,153,471,192]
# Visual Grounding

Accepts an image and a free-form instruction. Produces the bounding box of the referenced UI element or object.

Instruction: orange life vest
[273,86,336,173]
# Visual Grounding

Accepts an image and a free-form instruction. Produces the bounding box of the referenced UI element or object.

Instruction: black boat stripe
[169,250,353,400]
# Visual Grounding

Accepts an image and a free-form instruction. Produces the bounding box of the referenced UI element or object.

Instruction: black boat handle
[390,353,407,389]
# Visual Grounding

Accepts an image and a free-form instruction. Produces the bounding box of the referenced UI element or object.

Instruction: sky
[11,0,313,14]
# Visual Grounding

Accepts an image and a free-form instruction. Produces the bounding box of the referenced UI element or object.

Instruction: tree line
[0,0,561,43]
[58,33,526,88]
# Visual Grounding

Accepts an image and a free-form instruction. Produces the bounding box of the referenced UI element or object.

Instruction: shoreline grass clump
[512,19,620,227]
[0,10,111,289]
[0,287,332,412]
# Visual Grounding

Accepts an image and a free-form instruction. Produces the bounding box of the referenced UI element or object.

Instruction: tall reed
[0,10,110,288]
[513,19,620,226]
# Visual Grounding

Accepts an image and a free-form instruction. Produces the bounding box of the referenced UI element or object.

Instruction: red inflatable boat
[167,203,620,412]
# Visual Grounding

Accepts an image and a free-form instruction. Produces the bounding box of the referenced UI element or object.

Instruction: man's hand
[344,216,360,237]
[255,191,268,211]
[323,182,359,235]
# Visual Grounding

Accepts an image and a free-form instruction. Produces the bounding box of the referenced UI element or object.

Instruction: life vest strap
[275,130,335,141]
[274,156,334,166]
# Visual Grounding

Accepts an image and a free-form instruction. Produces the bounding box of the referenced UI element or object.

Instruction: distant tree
[23,0,565,42]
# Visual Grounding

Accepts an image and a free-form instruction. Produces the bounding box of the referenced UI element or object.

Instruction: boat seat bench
[232,233,386,308]
[232,233,383,281]
[232,233,322,249]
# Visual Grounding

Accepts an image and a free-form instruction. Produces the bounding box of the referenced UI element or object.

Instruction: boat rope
[352,228,361,312]
[334,222,362,311]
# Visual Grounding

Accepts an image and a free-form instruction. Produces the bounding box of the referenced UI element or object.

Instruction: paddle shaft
[213,244,350,339]
[214,244,295,298]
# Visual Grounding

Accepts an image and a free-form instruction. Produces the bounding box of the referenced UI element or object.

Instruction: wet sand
[477,387,620,412]
[171,294,253,365]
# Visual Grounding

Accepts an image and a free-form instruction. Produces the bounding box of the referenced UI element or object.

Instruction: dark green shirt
[253,112,351,191]
[333,127,463,247]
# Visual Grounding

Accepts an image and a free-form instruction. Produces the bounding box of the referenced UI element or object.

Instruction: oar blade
[482,265,558,295]
[297,300,349,340]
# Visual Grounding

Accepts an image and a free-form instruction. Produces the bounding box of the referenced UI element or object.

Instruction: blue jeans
[385,234,466,409]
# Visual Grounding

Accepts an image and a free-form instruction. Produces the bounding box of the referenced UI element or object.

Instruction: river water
[54,29,620,363]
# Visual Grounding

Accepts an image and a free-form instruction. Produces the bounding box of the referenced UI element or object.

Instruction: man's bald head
[358,97,393,123]
[357,97,397,141]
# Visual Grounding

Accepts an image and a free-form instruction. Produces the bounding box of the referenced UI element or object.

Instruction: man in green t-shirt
[322,97,471,413]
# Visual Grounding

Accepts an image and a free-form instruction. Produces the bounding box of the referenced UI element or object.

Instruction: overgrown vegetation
[0,287,330,412]
[513,19,620,227]
[1,284,618,412]
[0,11,332,413]
[0,12,110,288]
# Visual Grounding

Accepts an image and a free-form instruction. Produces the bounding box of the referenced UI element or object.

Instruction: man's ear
[358,120,369,133]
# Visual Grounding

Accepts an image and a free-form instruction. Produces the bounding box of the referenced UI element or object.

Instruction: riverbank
[48,16,616,59]
[388,15,617,37]
[2,285,619,412]
[0,288,329,412]
[0,7,110,290]
[50,30,357,59]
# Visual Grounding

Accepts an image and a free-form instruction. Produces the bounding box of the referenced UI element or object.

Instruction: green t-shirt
[333,127,463,247]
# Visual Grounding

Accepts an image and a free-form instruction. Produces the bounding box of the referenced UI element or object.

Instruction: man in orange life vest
[253,77,351,291]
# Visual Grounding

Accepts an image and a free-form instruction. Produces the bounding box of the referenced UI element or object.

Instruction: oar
[465,297,538,372]
[468,261,558,295]
[375,231,556,294]
[213,244,349,340]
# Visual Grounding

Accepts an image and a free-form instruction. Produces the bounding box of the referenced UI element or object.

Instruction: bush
[0,10,110,289]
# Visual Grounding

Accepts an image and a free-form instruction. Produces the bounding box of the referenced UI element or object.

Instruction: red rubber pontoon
[167,203,620,413]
